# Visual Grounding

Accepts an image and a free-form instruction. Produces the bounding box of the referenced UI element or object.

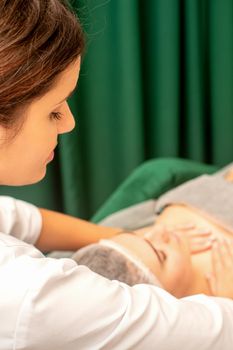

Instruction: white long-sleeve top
[0,196,233,350]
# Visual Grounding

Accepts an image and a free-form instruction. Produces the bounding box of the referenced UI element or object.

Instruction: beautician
[0,1,233,349]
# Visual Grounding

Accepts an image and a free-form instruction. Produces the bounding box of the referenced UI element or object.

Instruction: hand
[205,239,233,299]
[172,224,214,255]
[144,223,214,254]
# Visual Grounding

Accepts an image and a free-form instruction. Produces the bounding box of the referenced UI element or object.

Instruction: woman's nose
[57,102,75,134]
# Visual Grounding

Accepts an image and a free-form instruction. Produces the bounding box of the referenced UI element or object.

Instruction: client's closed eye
[158,250,166,263]
[143,237,167,265]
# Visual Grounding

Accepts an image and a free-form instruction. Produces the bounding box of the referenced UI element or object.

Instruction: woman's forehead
[33,59,81,108]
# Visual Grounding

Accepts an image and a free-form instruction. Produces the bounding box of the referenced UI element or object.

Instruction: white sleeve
[0,196,42,244]
[16,257,233,350]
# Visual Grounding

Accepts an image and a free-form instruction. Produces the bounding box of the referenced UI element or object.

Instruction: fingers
[205,272,216,296]
[164,222,196,233]
[204,238,233,298]
[168,225,212,239]
[145,223,211,238]
[189,237,213,254]
[185,228,212,237]
[175,227,213,254]
[144,224,214,255]
[212,239,233,270]
[222,239,233,265]
[211,240,222,277]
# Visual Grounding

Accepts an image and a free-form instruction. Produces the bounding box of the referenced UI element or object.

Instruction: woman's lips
[46,151,54,162]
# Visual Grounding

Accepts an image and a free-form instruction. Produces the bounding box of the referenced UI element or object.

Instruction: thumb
[205,273,216,296]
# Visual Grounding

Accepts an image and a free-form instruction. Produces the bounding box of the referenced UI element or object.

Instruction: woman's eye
[50,111,63,120]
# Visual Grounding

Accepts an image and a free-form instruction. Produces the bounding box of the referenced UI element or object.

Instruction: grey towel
[155,163,233,233]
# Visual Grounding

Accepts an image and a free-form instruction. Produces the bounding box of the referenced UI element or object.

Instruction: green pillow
[92,157,218,223]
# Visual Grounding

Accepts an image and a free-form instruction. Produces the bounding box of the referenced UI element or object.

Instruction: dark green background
[0,0,232,219]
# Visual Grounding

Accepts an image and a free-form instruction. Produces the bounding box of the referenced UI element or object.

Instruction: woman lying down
[72,164,233,300]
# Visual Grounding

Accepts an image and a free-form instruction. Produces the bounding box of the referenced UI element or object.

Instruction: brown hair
[0,0,85,135]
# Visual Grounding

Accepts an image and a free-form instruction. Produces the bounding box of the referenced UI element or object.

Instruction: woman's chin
[28,169,47,185]
[0,164,47,186]
[4,169,47,186]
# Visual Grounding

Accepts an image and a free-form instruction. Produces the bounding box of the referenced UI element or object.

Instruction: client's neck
[178,266,210,297]
[187,253,212,296]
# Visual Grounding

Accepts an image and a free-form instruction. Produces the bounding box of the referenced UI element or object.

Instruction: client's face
[147,230,193,297]
[110,230,193,297]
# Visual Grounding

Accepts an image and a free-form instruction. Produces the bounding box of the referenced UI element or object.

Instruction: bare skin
[110,203,233,298]
[154,203,233,296]
[206,239,233,298]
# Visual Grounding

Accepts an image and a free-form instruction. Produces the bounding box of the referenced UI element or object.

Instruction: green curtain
[0,0,232,219]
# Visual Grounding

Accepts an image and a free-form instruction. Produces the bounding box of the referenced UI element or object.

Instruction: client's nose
[156,229,170,243]
[145,225,170,243]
